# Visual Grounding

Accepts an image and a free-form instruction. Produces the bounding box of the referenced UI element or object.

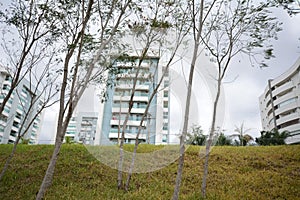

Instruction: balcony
[108,132,147,140]
[273,81,293,97]
[113,95,148,102]
[110,119,147,127]
[11,125,19,132]
[0,121,6,126]
[3,80,11,86]
[9,135,16,141]
[14,117,21,124]
[275,101,298,116]
[131,108,146,114]
[112,107,129,113]
[16,108,23,114]
[273,92,295,107]
[115,84,149,91]
[2,109,9,117]
[277,112,299,126]
[279,123,300,133]
[285,133,300,144]
[116,73,150,79]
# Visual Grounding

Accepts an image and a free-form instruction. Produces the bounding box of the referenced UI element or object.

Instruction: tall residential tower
[0,69,44,144]
[99,56,170,145]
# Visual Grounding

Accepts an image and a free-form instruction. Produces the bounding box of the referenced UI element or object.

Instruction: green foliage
[0,145,299,199]
[256,129,290,145]
[216,133,232,146]
[64,136,74,144]
[186,125,207,145]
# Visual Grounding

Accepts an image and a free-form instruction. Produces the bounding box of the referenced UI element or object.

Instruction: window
[13,121,19,128]
[163,112,168,119]
[162,134,167,143]
[163,101,168,108]
[163,123,168,130]
[0,125,4,132]
[163,91,168,97]
[10,130,17,137]
[164,80,169,87]
[4,107,10,114]
[2,84,9,90]
[278,97,298,108]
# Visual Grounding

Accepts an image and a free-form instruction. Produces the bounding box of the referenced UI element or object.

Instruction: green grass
[0,144,299,199]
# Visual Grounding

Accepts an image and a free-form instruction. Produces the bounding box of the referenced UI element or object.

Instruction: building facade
[259,57,300,144]
[65,112,99,145]
[0,70,44,144]
[99,56,170,145]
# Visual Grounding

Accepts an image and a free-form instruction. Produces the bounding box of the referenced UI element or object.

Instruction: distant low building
[0,69,44,144]
[259,56,300,144]
[65,112,98,145]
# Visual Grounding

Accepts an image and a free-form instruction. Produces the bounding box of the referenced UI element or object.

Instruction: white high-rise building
[259,56,300,144]
[0,69,44,144]
[98,55,170,145]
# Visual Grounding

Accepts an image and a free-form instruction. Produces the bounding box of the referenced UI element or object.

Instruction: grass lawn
[0,144,299,199]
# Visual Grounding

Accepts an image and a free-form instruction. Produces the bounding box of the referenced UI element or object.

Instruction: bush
[256,129,289,145]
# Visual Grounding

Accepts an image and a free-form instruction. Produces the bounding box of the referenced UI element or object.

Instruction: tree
[234,122,252,146]
[172,1,209,199]
[186,125,207,145]
[273,0,300,15]
[0,0,60,182]
[216,133,231,146]
[256,129,289,145]
[124,4,192,188]
[199,0,282,197]
[37,0,134,198]
[0,0,60,117]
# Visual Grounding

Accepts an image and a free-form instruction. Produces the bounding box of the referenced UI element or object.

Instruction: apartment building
[65,112,98,145]
[259,56,300,144]
[0,69,43,144]
[99,55,170,145]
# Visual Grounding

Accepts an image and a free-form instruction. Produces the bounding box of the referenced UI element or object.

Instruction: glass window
[162,134,167,143]
[163,101,168,108]
[164,91,168,97]
[163,112,168,119]
[163,123,168,130]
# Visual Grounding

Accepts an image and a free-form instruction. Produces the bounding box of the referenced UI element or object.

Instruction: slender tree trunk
[0,136,21,181]
[124,126,140,191]
[201,78,221,198]
[172,1,205,198]
[36,1,93,198]
[172,48,197,200]
[117,48,149,189]
[36,134,63,200]
[124,80,157,190]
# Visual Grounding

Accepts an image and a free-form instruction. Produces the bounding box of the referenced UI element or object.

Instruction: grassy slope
[0,144,299,200]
